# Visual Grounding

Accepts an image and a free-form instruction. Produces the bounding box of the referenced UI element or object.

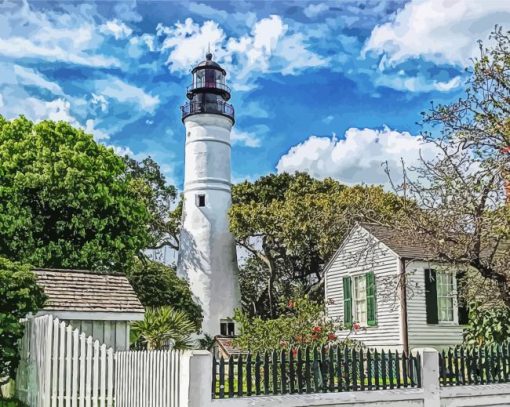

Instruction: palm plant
[131,306,197,350]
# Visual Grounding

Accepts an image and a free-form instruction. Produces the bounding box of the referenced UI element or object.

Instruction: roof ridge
[33,268,125,276]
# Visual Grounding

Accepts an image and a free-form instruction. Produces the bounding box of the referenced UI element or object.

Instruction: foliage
[233,296,352,354]
[388,27,510,306]
[131,306,197,350]
[464,302,510,346]
[127,259,203,329]
[0,257,46,384]
[230,172,406,317]
[0,116,152,271]
[123,156,181,251]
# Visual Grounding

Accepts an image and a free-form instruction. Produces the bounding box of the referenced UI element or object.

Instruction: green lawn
[0,400,25,407]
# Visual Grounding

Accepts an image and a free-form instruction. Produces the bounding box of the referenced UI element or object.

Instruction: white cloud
[91,93,109,113]
[157,15,326,90]
[100,19,133,40]
[0,1,120,68]
[231,128,262,148]
[375,72,462,93]
[363,0,510,67]
[93,77,159,113]
[13,65,63,95]
[0,94,4,108]
[304,3,329,18]
[276,127,440,187]
[85,119,110,141]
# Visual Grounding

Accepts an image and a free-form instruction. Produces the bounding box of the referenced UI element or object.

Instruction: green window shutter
[343,276,352,328]
[457,271,469,325]
[425,269,438,324]
[366,272,377,326]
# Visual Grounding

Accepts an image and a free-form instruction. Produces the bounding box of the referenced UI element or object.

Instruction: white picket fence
[16,315,185,407]
[17,315,115,406]
[115,350,183,407]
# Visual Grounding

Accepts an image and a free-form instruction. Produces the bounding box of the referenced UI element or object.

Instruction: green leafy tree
[0,257,46,384]
[230,172,406,317]
[131,306,197,350]
[0,116,152,271]
[234,296,352,353]
[127,259,203,328]
[464,302,510,346]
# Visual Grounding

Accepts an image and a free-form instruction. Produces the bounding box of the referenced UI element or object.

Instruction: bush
[234,296,348,353]
[0,257,46,385]
[463,302,510,346]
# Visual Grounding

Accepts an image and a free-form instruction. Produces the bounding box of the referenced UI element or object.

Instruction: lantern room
[182,52,234,122]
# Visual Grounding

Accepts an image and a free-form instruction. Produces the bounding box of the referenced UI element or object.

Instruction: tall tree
[0,116,151,271]
[230,172,406,318]
[390,27,510,307]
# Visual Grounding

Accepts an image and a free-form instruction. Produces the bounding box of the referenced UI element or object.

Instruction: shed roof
[34,269,144,314]
[359,222,439,260]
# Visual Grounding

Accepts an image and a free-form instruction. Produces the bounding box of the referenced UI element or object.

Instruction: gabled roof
[34,268,144,314]
[359,222,439,261]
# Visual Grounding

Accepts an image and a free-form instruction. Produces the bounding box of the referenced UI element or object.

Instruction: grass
[0,400,25,407]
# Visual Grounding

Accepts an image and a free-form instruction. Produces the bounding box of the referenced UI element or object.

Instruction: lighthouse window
[196,194,206,207]
[220,321,235,337]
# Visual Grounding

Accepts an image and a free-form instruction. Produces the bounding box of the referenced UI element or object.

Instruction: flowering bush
[234,296,346,353]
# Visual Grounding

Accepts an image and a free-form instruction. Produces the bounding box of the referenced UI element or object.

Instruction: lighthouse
[178,53,241,337]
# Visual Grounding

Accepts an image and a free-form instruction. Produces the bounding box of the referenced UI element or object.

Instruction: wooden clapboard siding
[64,320,130,350]
[325,225,402,349]
[407,261,463,350]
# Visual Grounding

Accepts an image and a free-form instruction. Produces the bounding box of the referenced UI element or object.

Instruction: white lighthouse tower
[177,53,241,337]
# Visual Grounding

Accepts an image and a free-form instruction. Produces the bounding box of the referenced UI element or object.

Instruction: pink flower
[312,326,322,333]
[352,322,361,332]
[327,333,337,341]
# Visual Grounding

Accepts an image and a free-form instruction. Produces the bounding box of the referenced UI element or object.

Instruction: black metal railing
[181,101,235,121]
[439,343,510,386]
[212,346,421,399]
[187,81,231,94]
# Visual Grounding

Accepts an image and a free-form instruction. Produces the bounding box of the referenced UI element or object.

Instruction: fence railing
[439,343,510,386]
[212,346,421,399]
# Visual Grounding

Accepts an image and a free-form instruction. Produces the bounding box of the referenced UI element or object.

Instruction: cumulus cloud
[100,19,133,40]
[363,0,510,67]
[374,72,462,93]
[276,127,440,187]
[157,15,326,90]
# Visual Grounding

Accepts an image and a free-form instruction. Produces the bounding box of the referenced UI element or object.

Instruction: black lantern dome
[181,53,234,122]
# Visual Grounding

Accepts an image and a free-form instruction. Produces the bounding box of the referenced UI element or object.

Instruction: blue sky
[1,0,509,188]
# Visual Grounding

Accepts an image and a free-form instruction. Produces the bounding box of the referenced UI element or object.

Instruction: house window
[437,272,455,322]
[220,321,235,336]
[353,275,367,326]
[196,194,206,207]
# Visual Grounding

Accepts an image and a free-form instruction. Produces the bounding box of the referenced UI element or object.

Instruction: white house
[34,268,144,350]
[325,223,467,352]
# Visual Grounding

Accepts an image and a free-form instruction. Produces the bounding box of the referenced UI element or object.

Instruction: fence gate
[115,350,183,407]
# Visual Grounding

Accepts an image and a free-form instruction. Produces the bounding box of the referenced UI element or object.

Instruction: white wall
[325,225,403,349]
[406,261,463,350]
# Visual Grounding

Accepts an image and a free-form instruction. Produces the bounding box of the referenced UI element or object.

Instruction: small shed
[34,268,144,350]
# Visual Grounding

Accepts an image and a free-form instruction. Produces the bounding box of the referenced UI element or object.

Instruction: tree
[127,259,203,329]
[234,296,353,354]
[0,116,153,271]
[390,27,510,307]
[123,156,182,251]
[0,257,46,384]
[131,306,196,350]
[230,172,406,318]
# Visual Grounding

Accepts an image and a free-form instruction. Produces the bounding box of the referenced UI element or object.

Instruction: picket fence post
[180,350,212,407]
[417,348,440,407]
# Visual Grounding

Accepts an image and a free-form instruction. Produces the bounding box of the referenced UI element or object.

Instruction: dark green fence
[439,343,510,386]
[212,346,421,399]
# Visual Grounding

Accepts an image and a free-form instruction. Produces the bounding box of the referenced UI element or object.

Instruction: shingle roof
[34,268,144,314]
[359,222,439,260]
